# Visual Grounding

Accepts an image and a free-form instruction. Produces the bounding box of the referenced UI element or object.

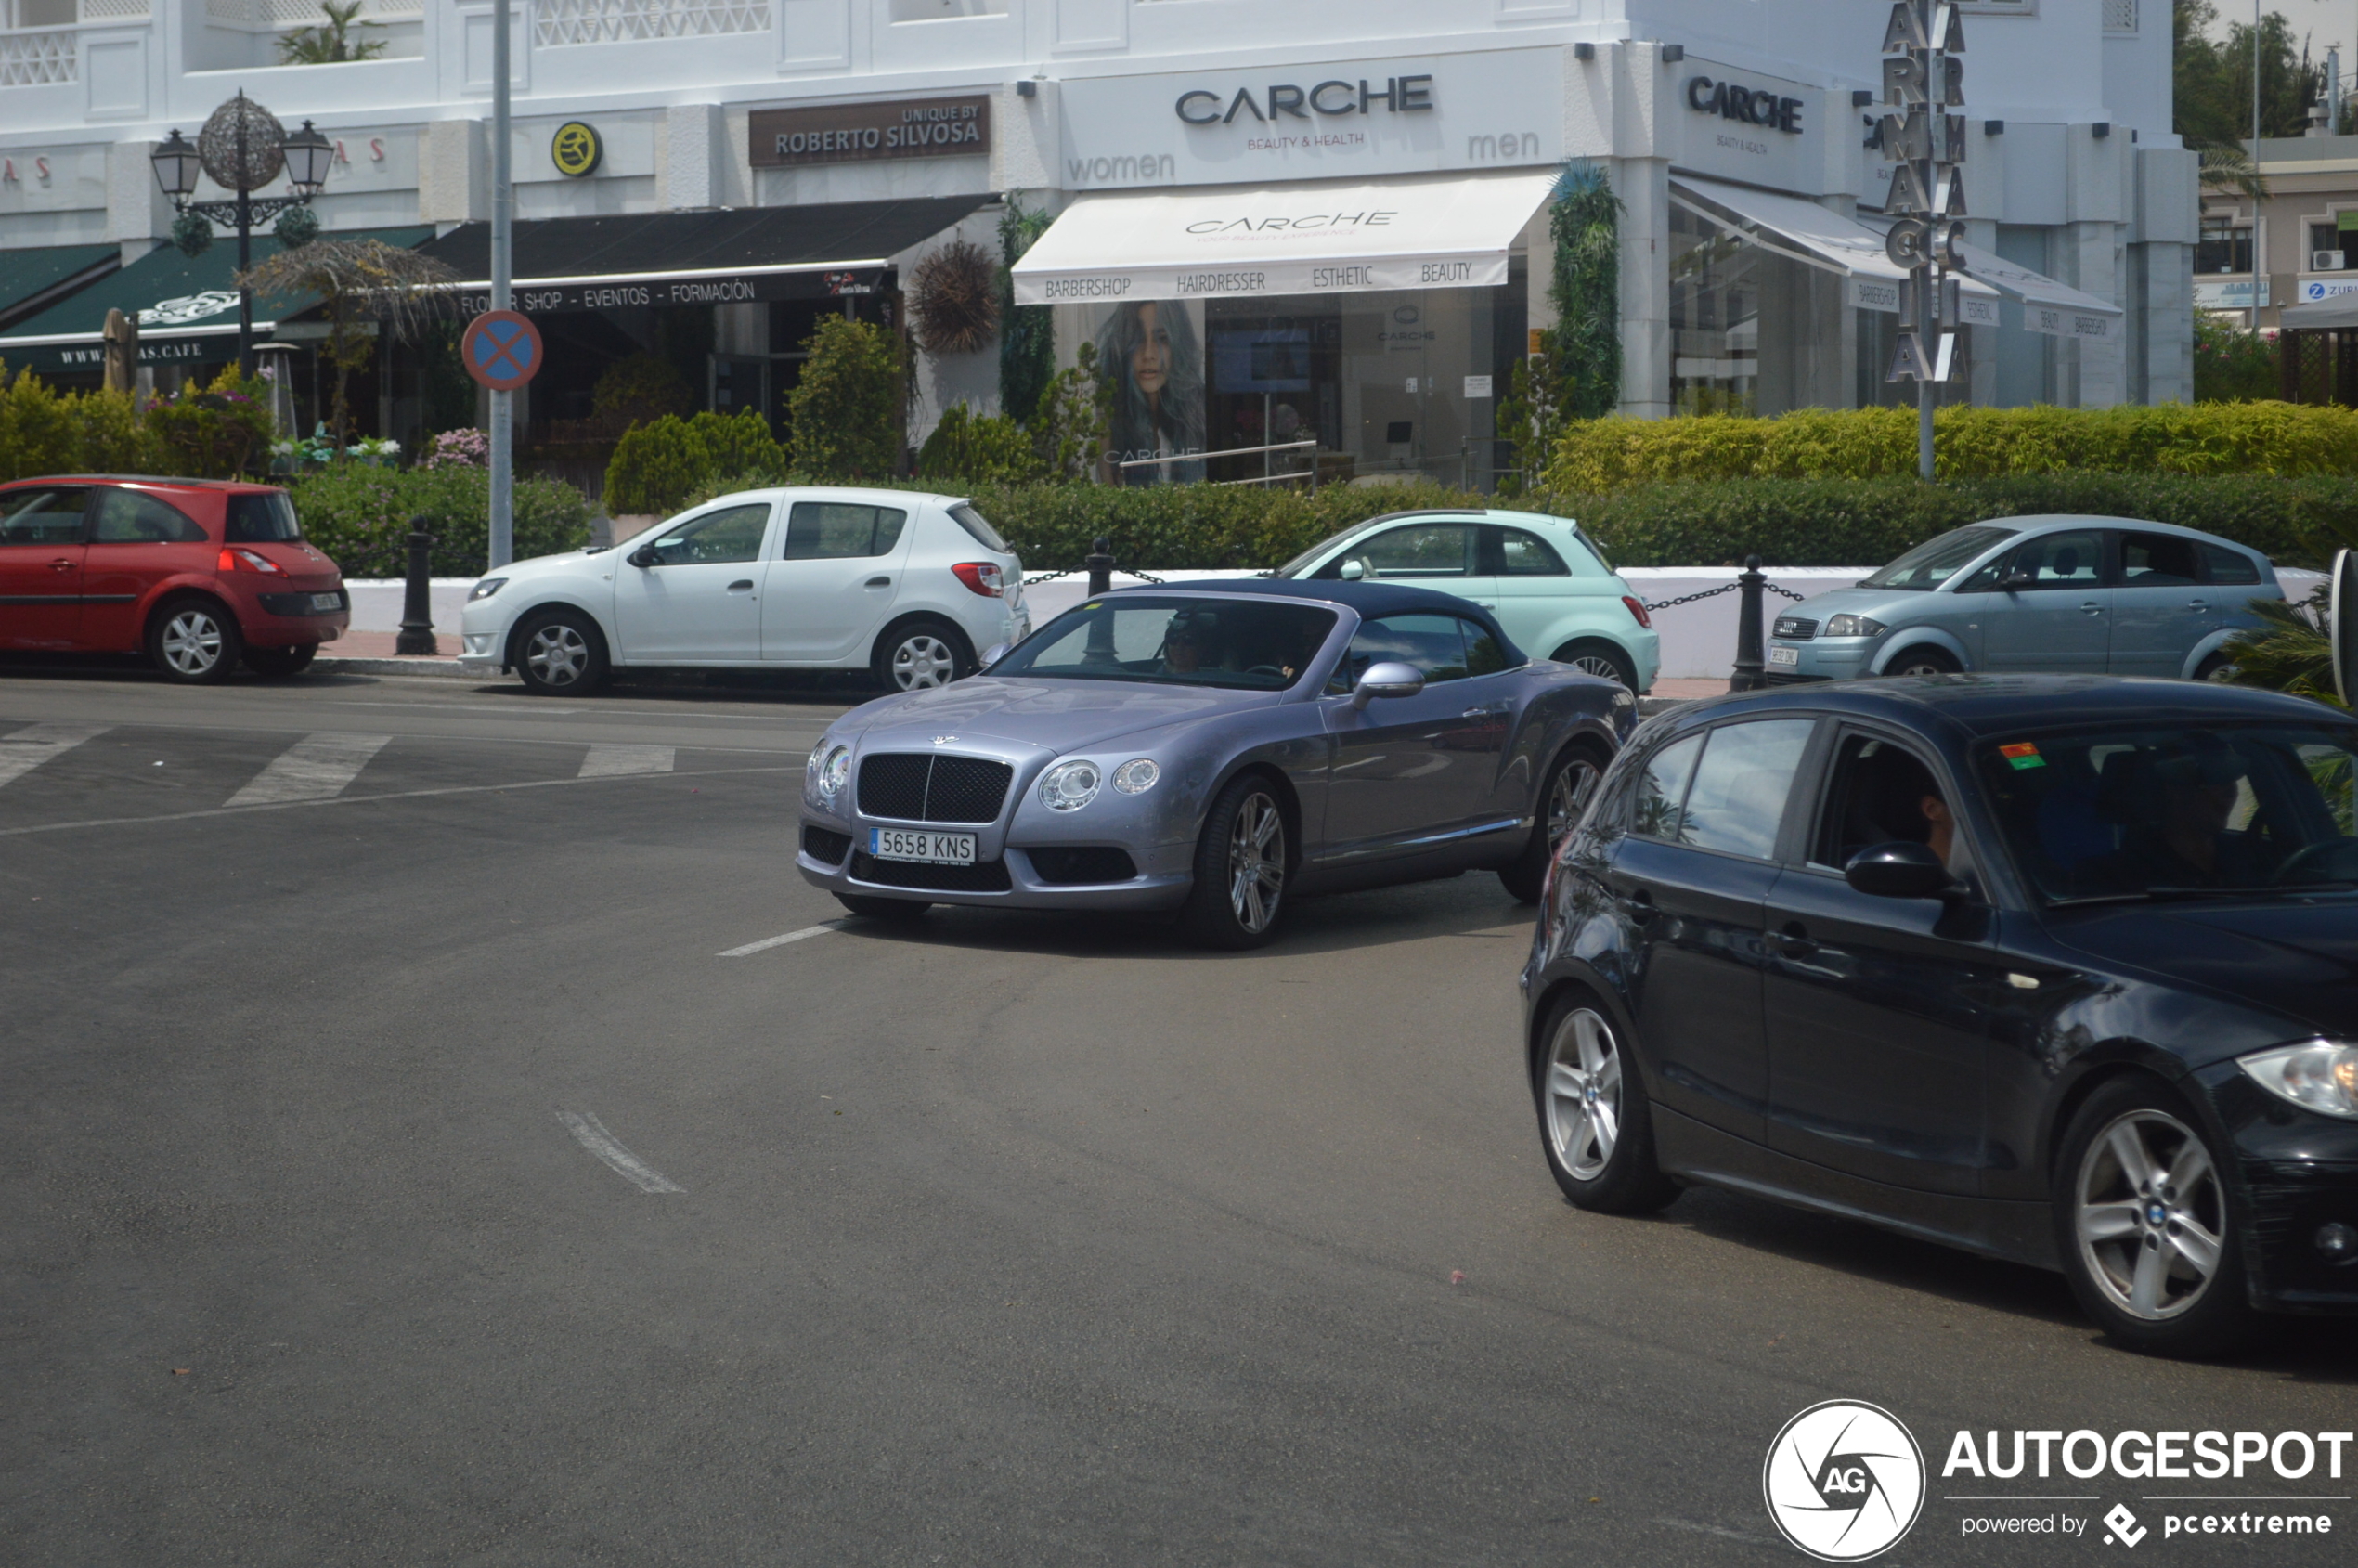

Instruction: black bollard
[1729,553,1767,693]
[1085,535,1114,597]
[395,518,437,655]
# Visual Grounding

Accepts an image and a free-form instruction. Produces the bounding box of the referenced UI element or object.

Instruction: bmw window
[1676,720,1816,860]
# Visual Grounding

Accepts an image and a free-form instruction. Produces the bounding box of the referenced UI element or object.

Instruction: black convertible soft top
[1103,577,1528,666]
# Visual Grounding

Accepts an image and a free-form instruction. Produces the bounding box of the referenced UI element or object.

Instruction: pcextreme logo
[1763,1400,1928,1562]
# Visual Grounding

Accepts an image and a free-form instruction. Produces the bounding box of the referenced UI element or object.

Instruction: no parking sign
[462,309,542,391]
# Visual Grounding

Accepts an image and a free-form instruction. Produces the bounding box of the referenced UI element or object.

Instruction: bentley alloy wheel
[1227,789,1286,935]
[1545,1007,1623,1180]
[2073,1108,2226,1322]
[1546,756,1602,848]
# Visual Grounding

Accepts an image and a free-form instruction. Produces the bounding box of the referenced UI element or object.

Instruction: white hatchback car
[459,487,1029,695]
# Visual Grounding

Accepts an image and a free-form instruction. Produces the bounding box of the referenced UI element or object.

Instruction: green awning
[0,227,432,377]
[0,243,121,334]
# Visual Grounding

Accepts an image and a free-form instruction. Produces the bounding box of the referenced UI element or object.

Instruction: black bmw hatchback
[1521,674,2358,1355]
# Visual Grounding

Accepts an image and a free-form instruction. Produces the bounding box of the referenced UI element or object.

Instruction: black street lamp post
[149,96,332,377]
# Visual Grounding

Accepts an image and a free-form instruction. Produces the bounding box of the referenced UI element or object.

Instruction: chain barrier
[1020,565,1167,587]
[1638,580,1809,613]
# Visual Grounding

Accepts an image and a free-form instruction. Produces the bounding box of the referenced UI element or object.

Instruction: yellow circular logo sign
[551,122,602,178]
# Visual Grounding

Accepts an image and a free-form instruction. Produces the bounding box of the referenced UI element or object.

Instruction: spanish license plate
[309,592,342,612]
[1768,644,1800,666]
[869,827,976,865]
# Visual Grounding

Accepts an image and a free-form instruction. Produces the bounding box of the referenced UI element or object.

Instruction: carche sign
[750,97,991,168]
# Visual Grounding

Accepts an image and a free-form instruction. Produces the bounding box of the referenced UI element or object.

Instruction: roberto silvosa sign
[750,97,991,168]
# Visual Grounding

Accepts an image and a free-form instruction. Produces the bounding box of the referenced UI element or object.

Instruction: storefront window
[1667,206,1847,417]
[1069,286,1513,490]
[2197,216,2254,275]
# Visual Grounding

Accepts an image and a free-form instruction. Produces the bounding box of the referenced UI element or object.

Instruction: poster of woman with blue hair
[1095,300,1206,485]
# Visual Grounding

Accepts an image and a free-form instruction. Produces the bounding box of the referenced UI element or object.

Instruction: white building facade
[0,0,2197,487]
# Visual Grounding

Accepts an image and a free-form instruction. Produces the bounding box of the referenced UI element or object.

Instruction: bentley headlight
[806,743,850,808]
[1822,614,1886,638]
[2240,1041,2358,1119]
[468,577,507,603]
[1040,758,1102,812]
[1111,758,1160,796]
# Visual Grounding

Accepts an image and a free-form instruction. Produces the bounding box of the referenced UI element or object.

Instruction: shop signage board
[1057,50,1562,189]
[749,97,990,168]
[1675,57,1822,195]
[462,310,543,391]
[2193,279,2268,310]
[446,268,887,316]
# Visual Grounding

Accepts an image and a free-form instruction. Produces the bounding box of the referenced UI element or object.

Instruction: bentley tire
[1534,993,1679,1213]
[1500,741,1608,902]
[1178,773,1289,951]
[2053,1076,2255,1357]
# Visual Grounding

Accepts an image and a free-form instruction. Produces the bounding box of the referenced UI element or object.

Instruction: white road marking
[0,722,110,787]
[719,919,848,958]
[578,744,675,778]
[555,1111,685,1193]
[0,762,798,837]
[225,732,393,807]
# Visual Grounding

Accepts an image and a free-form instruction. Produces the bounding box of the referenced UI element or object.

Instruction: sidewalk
[313,629,473,679]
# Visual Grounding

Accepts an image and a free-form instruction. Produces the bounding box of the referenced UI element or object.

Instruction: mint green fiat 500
[1273,509,1662,693]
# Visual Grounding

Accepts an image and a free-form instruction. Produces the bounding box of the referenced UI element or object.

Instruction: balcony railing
[534,0,768,47]
[204,0,419,31]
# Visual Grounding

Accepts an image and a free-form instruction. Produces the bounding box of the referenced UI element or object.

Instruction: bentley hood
[838,677,1280,756]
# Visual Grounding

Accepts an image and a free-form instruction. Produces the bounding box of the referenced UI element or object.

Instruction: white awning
[1949,240,2124,342]
[1670,175,2001,324]
[1009,171,1558,306]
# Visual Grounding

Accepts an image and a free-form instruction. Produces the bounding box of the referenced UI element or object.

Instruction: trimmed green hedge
[1560,473,2355,569]
[952,479,1483,572]
[288,465,591,577]
[1548,404,2358,490]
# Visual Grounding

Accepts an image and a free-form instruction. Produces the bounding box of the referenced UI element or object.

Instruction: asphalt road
[5,663,2354,1567]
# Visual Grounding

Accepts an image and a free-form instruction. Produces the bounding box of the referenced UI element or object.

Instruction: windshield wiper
[2048,882,2358,907]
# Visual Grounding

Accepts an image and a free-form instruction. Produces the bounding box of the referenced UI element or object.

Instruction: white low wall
[346,580,477,635]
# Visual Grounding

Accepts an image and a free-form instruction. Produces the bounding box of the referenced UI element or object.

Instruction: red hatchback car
[0,475,348,682]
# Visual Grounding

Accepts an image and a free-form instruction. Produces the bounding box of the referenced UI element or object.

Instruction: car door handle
[1616,888,1658,924]
[49,558,75,572]
[726,579,755,591]
[2079,601,2104,615]
[865,576,891,588]
[1767,925,1818,958]
[2187,599,2209,612]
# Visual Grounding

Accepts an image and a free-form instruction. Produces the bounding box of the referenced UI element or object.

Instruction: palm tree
[239,239,460,452]
[277,1,386,65]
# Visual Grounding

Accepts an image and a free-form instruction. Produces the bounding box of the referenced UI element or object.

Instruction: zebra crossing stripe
[577,744,676,778]
[224,732,394,807]
[0,723,110,788]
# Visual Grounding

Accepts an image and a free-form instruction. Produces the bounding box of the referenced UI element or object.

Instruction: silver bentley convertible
[795,579,1639,948]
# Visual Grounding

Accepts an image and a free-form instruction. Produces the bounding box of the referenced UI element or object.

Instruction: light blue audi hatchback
[1766,516,2284,684]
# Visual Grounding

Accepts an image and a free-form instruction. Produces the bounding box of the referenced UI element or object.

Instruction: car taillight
[218,547,286,576]
[952,562,1004,598]
[1621,595,1652,628]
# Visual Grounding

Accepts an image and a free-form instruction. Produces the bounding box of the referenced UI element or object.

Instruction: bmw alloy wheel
[525,623,590,688]
[1226,790,1285,934]
[891,634,957,690]
[161,608,226,676]
[1545,1007,1623,1181]
[2073,1108,2225,1321]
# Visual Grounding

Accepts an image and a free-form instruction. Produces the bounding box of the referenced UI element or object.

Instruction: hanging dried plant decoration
[906,240,1001,356]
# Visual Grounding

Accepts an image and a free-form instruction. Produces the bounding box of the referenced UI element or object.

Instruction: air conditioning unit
[2314,250,2348,271]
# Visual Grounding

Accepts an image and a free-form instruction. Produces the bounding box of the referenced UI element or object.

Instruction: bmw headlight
[806,743,850,808]
[1111,758,1160,796]
[468,577,507,603]
[1823,614,1886,638]
[1040,758,1102,812]
[2240,1040,2358,1119]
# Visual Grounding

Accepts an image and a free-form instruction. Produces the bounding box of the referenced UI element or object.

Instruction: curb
[315,656,482,680]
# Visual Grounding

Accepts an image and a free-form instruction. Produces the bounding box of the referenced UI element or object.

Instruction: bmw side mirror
[1844,841,1956,901]
[978,641,1010,669]
[1351,660,1425,710]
